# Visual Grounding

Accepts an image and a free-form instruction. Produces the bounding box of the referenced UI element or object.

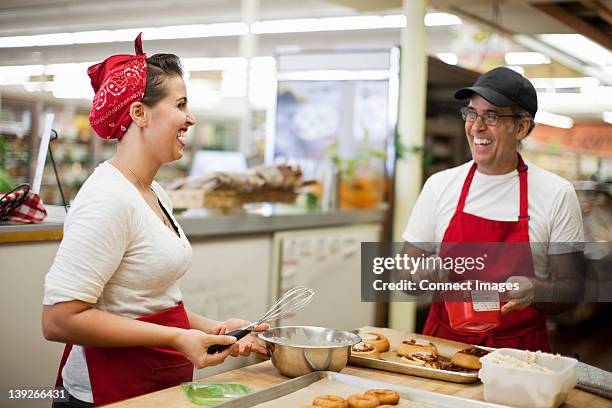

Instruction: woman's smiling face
[143,75,195,163]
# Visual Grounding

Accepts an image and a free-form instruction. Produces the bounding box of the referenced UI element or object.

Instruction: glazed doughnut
[360,332,390,352]
[451,347,489,370]
[312,395,348,408]
[397,339,438,357]
[351,342,380,359]
[364,389,400,405]
[347,393,379,408]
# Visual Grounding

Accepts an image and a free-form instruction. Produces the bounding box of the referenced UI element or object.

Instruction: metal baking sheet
[349,355,479,384]
[213,371,505,407]
[348,328,482,383]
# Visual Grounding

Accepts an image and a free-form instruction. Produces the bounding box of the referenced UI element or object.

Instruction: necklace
[119,161,174,231]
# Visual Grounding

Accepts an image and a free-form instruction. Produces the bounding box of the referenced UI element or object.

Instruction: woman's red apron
[54,302,193,406]
[422,155,550,352]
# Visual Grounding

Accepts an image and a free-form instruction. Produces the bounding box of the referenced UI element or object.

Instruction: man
[402,67,584,351]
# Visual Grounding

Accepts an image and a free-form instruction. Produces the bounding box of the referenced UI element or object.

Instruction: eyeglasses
[460,106,521,126]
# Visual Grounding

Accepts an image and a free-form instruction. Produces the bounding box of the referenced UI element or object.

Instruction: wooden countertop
[106,360,609,408]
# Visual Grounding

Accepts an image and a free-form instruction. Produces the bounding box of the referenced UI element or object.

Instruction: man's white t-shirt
[402,160,584,278]
[43,162,193,402]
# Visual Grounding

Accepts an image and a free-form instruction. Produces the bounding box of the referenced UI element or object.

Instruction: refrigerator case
[272,224,381,330]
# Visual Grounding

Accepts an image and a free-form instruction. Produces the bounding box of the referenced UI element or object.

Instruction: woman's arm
[42,300,237,368]
[185,310,221,334]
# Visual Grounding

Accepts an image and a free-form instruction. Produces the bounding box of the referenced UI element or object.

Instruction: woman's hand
[213,319,269,357]
[173,328,238,369]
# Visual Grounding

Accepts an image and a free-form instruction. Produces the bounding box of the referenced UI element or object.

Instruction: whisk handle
[207,329,251,354]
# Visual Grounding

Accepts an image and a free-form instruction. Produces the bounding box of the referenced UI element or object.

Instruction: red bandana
[88,33,148,140]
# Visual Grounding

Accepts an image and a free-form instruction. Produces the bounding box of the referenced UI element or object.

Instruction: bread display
[166,164,311,208]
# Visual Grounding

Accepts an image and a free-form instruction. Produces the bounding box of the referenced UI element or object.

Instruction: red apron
[422,155,550,352]
[54,302,193,406]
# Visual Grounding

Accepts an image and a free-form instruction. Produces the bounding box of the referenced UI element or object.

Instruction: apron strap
[517,153,529,219]
[454,162,478,216]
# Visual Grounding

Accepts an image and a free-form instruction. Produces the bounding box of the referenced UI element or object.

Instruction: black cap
[455,67,537,117]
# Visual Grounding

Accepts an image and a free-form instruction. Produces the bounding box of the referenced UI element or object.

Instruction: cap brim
[454,86,515,107]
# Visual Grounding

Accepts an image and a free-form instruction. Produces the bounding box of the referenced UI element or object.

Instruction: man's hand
[501,276,534,314]
[213,319,269,357]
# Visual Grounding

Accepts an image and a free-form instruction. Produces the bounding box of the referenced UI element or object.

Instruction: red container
[444,288,501,332]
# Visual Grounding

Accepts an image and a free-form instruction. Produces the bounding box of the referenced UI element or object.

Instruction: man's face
[465,95,528,175]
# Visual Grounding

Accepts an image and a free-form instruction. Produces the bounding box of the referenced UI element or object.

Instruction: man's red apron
[54,302,193,406]
[423,155,550,352]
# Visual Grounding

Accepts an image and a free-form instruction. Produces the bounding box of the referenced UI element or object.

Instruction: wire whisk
[208,286,314,354]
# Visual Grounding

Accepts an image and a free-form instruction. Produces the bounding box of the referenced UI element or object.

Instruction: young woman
[42,34,267,407]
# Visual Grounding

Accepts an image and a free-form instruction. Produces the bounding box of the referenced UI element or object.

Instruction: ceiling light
[182,57,247,71]
[424,12,462,26]
[252,15,406,34]
[535,110,574,129]
[0,65,44,84]
[603,112,612,124]
[505,52,551,65]
[277,70,389,81]
[153,23,248,39]
[0,23,248,48]
[436,53,458,65]
[530,77,599,90]
[539,34,612,67]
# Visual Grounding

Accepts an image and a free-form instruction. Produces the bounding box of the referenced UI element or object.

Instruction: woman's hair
[141,53,183,107]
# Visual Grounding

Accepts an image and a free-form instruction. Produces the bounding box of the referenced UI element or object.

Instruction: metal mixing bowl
[258,326,361,378]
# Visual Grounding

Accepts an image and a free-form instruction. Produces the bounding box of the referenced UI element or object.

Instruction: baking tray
[349,354,479,383]
[348,327,482,384]
[212,371,505,407]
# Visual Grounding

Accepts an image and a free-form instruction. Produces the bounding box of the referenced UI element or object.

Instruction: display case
[0,97,37,190]
[40,104,97,205]
[267,48,400,209]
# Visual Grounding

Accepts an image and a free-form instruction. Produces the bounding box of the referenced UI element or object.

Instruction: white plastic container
[478,348,577,408]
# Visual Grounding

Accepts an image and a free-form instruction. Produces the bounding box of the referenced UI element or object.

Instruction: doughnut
[364,389,400,405]
[451,347,489,370]
[400,352,443,369]
[312,395,348,408]
[360,332,390,352]
[347,393,379,408]
[397,339,438,357]
[351,342,380,359]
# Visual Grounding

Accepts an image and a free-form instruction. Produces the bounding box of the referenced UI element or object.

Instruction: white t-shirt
[44,161,193,402]
[402,160,584,278]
